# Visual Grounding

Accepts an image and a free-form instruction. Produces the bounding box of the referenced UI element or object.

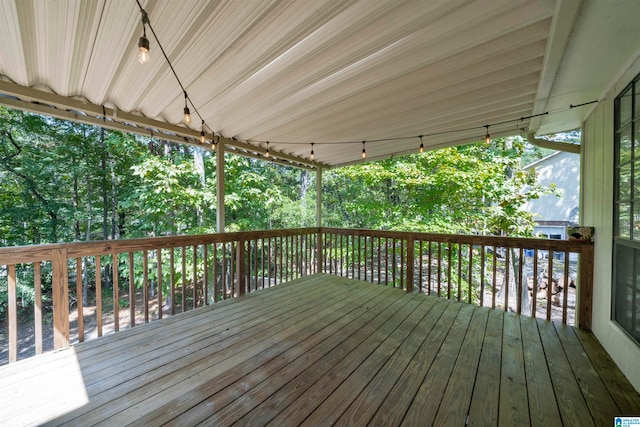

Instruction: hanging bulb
[183,91,191,124]
[484,125,491,144]
[362,141,366,159]
[419,135,424,153]
[200,121,206,143]
[265,142,270,158]
[212,135,217,151]
[137,34,150,64]
[310,143,315,161]
[137,10,150,64]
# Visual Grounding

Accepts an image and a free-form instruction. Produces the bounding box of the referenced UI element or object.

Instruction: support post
[316,167,322,227]
[577,243,594,330]
[316,167,323,273]
[216,141,225,233]
[406,235,414,293]
[236,237,246,296]
[52,248,70,349]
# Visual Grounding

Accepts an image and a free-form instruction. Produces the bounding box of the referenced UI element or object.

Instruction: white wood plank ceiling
[0,0,639,168]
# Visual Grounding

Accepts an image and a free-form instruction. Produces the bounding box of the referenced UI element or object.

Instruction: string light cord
[134,0,215,136]
[240,100,598,147]
[131,0,597,155]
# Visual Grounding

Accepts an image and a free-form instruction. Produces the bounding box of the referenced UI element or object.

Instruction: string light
[131,1,599,164]
[183,91,191,125]
[212,134,217,151]
[200,120,206,143]
[137,10,150,64]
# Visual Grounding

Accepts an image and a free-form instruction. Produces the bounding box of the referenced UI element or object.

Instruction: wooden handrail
[319,228,594,329]
[0,227,594,365]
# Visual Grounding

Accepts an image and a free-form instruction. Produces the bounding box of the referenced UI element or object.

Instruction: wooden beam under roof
[0,81,319,171]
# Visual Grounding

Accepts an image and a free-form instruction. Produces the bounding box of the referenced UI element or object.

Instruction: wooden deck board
[0,273,637,427]
[520,315,562,427]
[499,311,530,426]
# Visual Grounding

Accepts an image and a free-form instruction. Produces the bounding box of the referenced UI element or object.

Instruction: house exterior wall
[524,152,580,233]
[583,53,640,393]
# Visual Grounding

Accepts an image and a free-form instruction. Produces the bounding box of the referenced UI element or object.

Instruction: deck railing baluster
[143,250,149,323]
[0,227,595,362]
[75,257,84,342]
[157,249,163,318]
[34,262,43,354]
[8,264,17,362]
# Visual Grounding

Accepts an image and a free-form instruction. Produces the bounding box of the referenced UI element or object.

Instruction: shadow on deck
[0,273,638,426]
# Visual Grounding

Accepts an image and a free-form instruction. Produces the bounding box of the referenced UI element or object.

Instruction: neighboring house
[523,151,580,240]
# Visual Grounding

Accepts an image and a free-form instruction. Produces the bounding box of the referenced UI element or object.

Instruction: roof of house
[0,0,638,168]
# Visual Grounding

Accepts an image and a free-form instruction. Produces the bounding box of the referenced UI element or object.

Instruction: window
[613,75,640,344]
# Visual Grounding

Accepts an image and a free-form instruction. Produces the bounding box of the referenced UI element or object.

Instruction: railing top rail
[0,227,321,264]
[320,227,593,252]
[0,227,592,266]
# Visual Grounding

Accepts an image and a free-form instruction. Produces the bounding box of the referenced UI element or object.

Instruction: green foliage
[323,137,557,237]
[0,107,562,317]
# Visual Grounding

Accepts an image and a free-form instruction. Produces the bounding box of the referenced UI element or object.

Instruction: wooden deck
[1,274,638,426]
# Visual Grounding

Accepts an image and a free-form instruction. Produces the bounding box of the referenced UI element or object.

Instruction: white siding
[524,151,580,223]
[582,53,640,393]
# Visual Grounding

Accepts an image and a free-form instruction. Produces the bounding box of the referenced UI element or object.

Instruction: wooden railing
[0,228,317,364]
[0,227,594,364]
[320,228,594,330]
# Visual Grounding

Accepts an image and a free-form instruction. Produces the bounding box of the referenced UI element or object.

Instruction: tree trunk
[498,248,531,314]
[193,147,206,227]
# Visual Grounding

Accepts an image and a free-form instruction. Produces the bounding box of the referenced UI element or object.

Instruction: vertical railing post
[317,228,324,274]
[406,235,414,293]
[52,247,70,349]
[577,243,594,330]
[236,236,246,296]
[8,264,17,362]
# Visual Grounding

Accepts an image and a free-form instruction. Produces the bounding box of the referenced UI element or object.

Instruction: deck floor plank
[553,321,621,426]
[264,293,423,426]
[196,285,408,426]
[536,317,596,427]
[57,278,358,425]
[0,273,637,427]
[400,303,476,426]
[498,311,529,427]
[333,298,451,427]
[299,297,438,426]
[467,309,504,426]
[367,301,462,425]
[134,280,389,426]
[520,315,562,427]
[573,327,640,414]
[432,306,490,426]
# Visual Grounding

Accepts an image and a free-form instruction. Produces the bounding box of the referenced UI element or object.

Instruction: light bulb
[184,107,191,125]
[310,143,314,161]
[362,142,366,159]
[200,130,206,144]
[137,36,150,64]
[485,132,491,144]
[419,135,424,153]
[265,142,270,158]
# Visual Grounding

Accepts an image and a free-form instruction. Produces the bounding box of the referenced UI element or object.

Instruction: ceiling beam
[527,133,580,154]
[0,80,318,171]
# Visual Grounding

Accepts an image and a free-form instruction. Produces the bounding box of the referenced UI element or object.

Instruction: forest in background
[0,107,559,247]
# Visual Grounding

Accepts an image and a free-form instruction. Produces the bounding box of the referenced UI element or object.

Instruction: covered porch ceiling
[0,0,638,169]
